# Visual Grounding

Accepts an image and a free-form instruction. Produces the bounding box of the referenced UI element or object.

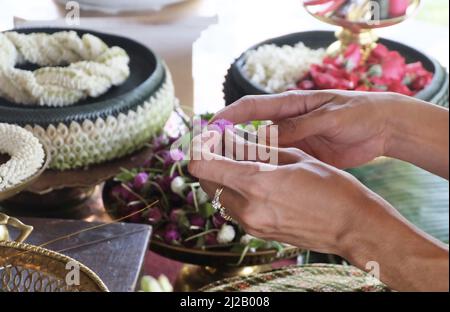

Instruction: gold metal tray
[0,214,108,292]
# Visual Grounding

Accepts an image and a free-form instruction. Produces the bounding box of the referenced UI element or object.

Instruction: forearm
[342,195,449,291]
[384,95,449,179]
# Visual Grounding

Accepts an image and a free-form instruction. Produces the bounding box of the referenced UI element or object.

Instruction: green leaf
[248,238,267,249]
[230,244,246,253]
[177,213,190,229]
[200,113,214,122]
[115,168,138,183]
[348,158,449,243]
[265,241,285,253]
[195,236,206,248]
[237,245,250,266]
[199,202,215,219]
[250,120,264,129]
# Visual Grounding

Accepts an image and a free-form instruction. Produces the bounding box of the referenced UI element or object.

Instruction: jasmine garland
[0,31,130,107]
[24,72,175,170]
[0,123,45,192]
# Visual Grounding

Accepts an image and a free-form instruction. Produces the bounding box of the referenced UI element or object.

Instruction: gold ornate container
[0,214,108,292]
[303,0,421,57]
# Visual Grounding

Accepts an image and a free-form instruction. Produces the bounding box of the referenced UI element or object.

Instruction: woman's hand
[214,91,449,178]
[189,131,449,291]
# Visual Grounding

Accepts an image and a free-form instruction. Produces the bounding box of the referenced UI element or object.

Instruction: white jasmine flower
[140,276,163,292]
[217,224,236,244]
[240,234,256,245]
[0,123,45,192]
[158,275,173,292]
[0,31,131,107]
[140,274,173,292]
[243,42,325,93]
[196,187,210,205]
[170,176,186,195]
[20,77,175,171]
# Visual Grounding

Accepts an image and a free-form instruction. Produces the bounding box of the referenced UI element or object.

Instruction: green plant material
[115,168,139,183]
[200,113,214,122]
[236,245,250,266]
[177,212,190,229]
[184,229,219,242]
[140,275,173,292]
[235,238,268,266]
[305,250,311,265]
[140,276,163,292]
[199,202,216,219]
[348,158,449,243]
[248,238,267,249]
[190,184,199,212]
[266,241,285,254]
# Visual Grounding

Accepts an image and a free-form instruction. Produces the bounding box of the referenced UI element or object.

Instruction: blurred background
[1,0,448,113]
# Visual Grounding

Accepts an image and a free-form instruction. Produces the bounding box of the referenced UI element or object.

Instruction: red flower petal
[389,0,409,18]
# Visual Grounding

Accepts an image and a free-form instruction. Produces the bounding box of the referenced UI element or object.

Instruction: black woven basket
[224,31,449,107]
[0,27,166,127]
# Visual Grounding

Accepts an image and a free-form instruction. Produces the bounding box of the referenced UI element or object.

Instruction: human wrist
[380,93,416,158]
[382,94,449,178]
[338,191,393,266]
[339,191,449,291]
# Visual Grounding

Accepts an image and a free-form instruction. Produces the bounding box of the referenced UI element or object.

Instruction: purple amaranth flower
[152,134,170,152]
[127,203,145,223]
[169,208,184,223]
[111,185,128,200]
[156,173,178,192]
[189,213,206,228]
[159,149,185,168]
[163,223,181,243]
[205,233,218,246]
[168,135,181,145]
[212,212,227,228]
[208,119,234,134]
[111,184,137,202]
[200,119,209,129]
[186,191,195,206]
[169,149,185,163]
[147,207,163,224]
[133,172,149,191]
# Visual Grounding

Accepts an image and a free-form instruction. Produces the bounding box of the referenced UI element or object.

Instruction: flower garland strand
[0,123,45,192]
[0,31,130,107]
[107,116,292,263]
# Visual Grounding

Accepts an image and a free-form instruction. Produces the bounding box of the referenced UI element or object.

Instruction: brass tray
[0,215,108,292]
[303,0,421,31]
[0,241,108,292]
[150,239,300,267]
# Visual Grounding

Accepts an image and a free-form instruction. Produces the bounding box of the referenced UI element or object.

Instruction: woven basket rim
[0,240,109,292]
